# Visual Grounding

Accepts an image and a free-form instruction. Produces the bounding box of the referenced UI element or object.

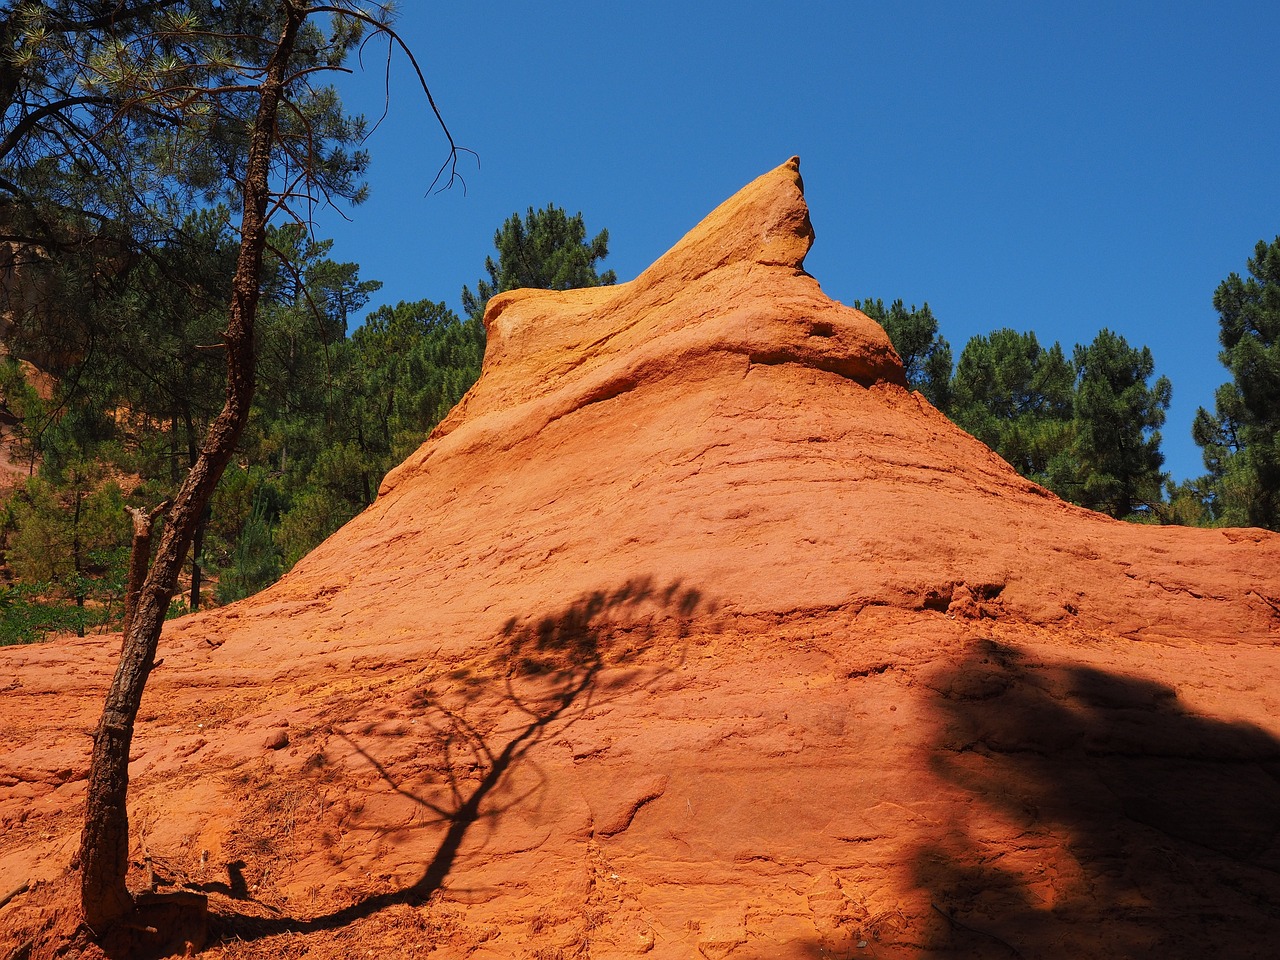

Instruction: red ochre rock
[3,158,1279,959]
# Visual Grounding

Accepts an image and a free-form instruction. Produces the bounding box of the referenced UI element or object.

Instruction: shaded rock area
[2,158,1279,959]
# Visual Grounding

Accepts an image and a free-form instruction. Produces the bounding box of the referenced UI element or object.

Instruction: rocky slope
[2,158,1279,959]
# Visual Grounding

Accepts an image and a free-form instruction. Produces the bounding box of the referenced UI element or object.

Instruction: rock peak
[630,154,814,280]
[381,159,905,495]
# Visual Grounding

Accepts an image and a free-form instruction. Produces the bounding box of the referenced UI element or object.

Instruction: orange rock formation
[2,158,1279,959]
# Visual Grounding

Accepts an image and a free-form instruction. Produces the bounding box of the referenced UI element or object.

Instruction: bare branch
[305,4,470,191]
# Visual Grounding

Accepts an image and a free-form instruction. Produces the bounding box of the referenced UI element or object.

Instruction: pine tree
[1194,236,1280,528]
[949,329,1076,490]
[461,204,616,322]
[856,298,952,410]
[5,2,469,938]
[1070,329,1172,518]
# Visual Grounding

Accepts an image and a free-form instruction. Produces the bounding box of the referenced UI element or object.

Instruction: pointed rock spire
[382,158,906,494]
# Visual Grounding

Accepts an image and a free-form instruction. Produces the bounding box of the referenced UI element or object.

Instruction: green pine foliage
[0,356,49,474]
[269,299,485,568]
[1,468,129,640]
[462,205,616,322]
[864,301,1174,520]
[856,298,953,410]
[1193,236,1280,529]
[214,488,281,605]
[0,257,484,640]
[945,326,1170,518]
[0,583,102,647]
[1,190,619,641]
[949,329,1077,492]
[346,299,485,463]
[1068,330,1172,518]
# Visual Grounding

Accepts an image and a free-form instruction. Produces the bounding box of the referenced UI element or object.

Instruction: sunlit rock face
[3,159,1279,960]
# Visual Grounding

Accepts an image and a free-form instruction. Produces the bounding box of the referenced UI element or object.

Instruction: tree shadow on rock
[914,638,1280,959]
[211,575,710,946]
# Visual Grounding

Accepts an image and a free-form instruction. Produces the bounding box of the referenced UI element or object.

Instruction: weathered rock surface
[2,158,1279,959]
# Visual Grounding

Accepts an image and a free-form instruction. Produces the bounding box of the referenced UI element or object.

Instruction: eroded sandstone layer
[2,158,1279,959]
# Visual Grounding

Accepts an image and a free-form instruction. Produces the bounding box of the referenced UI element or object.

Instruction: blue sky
[311,1,1280,484]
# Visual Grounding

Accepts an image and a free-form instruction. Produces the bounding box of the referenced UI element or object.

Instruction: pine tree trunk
[121,504,165,643]
[78,4,305,934]
[184,410,205,613]
[189,512,205,612]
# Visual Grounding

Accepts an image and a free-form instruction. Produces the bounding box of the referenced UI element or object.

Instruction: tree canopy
[1,196,620,640]
[1193,236,1280,528]
[1069,329,1172,518]
[0,2,372,282]
[949,328,1075,489]
[461,204,616,322]
[856,297,952,410]
[862,300,1174,519]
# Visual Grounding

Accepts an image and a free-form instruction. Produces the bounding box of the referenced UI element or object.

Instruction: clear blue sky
[311,1,1280,484]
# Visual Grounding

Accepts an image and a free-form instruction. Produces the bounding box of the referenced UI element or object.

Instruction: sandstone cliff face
[2,159,1279,959]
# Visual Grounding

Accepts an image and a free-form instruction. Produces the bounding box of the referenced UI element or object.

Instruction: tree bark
[121,503,166,643]
[189,511,206,612]
[79,3,306,933]
[184,410,205,612]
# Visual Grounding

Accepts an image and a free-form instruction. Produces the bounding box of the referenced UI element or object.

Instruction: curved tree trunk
[78,4,306,934]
